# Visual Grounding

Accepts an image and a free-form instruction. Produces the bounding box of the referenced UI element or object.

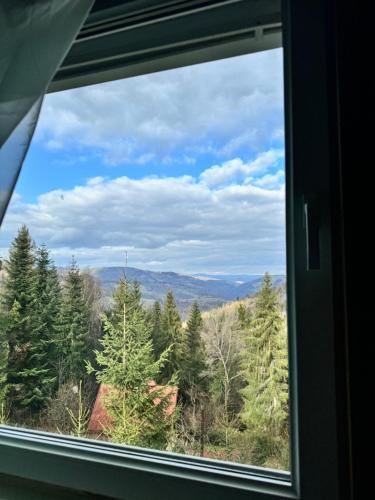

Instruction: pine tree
[240,273,289,465]
[184,302,208,394]
[87,279,175,447]
[2,226,37,414]
[0,312,9,422]
[2,226,35,313]
[159,291,186,383]
[150,301,163,359]
[22,245,62,408]
[1,240,62,413]
[110,277,143,327]
[44,265,63,378]
[60,257,90,384]
[237,303,252,329]
[80,270,102,356]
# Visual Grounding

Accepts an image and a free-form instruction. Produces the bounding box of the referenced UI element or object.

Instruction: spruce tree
[150,301,163,359]
[240,273,289,465]
[60,257,90,384]
[87,279,175,447]
[159,291,186,383]
[110,277,143,327]
[80,270,102,356]
[24,245,62,406]
[2,226,36,414]
[237,303,252,329]
[184,302,208,393]
[2,240,62,413]
[0,312,9,422]
[2,226,35,313]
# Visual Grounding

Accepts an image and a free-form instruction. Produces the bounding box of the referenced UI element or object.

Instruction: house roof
[88,382,178,433]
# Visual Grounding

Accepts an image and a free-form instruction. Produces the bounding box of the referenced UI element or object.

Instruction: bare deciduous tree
[203,311,243,447]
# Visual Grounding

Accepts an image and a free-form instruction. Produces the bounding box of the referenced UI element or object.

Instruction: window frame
[0,1,352,499]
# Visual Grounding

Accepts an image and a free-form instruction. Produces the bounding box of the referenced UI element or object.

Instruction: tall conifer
[25,245,62,406]
[150,301,163,359]
[0,312,9,421]
[60,258,90,383]
[184,302,208,393]
[87,279,175,447]
[240,273,289,464]
[2,226,36,413]
[159,291,186,382]
[3,226,35,313]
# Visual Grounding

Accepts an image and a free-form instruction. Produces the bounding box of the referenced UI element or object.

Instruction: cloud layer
[36,50,284,165]
[1,49,286,274]
[1,151,286,274]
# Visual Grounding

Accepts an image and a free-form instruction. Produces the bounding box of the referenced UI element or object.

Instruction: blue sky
[0,49,285,275]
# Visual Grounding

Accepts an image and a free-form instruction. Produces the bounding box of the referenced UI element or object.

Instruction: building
[88,383,178,439]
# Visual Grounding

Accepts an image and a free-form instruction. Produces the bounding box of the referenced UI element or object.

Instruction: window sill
[0,426,294,500]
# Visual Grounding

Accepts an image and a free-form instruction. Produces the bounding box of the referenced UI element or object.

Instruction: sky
[0,48,286,275]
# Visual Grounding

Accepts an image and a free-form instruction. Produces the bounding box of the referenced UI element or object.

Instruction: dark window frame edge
[49,0,282,94]
[0,427,294,500]
[0,0,352,498]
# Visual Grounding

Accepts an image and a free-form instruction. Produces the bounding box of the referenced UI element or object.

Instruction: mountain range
[89,266,286,316]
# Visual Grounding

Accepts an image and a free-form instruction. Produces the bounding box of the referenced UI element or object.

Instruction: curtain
[0,0,94,224]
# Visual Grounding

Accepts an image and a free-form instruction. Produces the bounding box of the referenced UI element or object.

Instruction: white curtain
[0,0,94,224]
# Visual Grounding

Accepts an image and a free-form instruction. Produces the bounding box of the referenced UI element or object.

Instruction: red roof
[88,382,178,433]
[88,384,113,433]
[148,380,178,416]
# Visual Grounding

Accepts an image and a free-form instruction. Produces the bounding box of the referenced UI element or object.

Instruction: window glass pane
[0,49,288,470]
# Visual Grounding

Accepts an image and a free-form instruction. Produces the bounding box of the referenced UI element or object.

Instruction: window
[0,1,352,499]
[1,48,289,469]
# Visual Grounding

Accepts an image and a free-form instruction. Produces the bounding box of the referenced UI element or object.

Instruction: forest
[0,226,289,469]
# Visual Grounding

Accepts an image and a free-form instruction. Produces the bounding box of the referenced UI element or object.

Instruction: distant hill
[88,266,286,317]
[193,273,271,283]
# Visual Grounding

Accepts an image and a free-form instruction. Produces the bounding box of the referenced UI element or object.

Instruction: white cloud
[87,176,105,186]
[2,47,285,274]
[199,149,284,186]
[253,169,285,189]
[36,49,284,165]
[1,156,286,274]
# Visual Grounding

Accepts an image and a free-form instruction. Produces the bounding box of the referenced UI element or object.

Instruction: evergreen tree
[80,270,102,354]
[237,303,252,329]
[23,245,62,407]
[111,277,142,328]
[184,302,208,393]
[60,257,90,383]
[150,301,163,359]
[87,279,175,447]
[2,226,37,414]
[159,291,186,383]
[2,242,61,413]
[2,226,35,313]
[240,273,289,465]
[0,312,9,422]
